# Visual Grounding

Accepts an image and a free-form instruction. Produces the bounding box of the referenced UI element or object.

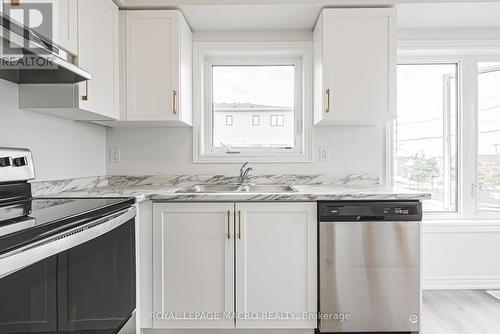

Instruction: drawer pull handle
[82,80,89,101]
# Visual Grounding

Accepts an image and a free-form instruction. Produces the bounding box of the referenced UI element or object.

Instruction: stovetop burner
[0,197,134,255]
[0,148,136,255]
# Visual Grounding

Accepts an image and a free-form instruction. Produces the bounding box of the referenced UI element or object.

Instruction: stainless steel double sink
[175,184,297,193]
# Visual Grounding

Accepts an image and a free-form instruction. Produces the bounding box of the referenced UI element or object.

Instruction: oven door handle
[0,206,136,279]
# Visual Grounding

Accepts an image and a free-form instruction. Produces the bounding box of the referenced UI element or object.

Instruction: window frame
[252,115,260,126]
[193,42,313,163]
[472,56,500,218]
[225,114,233,126]
[390,50,500,220]
[270,115,285,127]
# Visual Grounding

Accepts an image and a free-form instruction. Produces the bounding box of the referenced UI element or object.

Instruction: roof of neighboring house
[214,102,292,112]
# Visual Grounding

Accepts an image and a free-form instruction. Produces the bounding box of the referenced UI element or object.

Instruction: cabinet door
[153,203,235,329]
[1,0,78,55]
[235,202,317,329]
[54,0,78,55]
[78,0,119,119]
[125,11,180,121]
[314,8,396,125]
[0,256,57,334]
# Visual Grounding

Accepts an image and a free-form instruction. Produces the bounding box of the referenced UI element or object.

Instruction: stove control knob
[0,157,11,167]
[12,157,28,167]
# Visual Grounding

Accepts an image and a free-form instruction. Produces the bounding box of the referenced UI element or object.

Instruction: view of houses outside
[477,62,500,212]
[212,65,295,149]
[213,103,294,147]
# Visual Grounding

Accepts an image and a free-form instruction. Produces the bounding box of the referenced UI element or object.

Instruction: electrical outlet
[319,147,329,162]
[110,148,120,163]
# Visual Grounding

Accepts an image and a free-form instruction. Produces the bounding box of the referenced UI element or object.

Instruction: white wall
[0,80,107,181]
[423,222,500,290]
[108,30,386,177]
[106,125,386,177]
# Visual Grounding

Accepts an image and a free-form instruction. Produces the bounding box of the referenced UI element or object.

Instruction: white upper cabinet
[55,0,78,55]
[77,0,119,119]
[123,10,192,126]
[235,202,317,329]
[1,0,78,55]
[152,203,234,329]
[18,0,119,121]
[314,8,396,125]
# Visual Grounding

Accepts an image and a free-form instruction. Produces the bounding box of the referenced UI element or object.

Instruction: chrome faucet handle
[239,162,248,179]
[238,162,251,184]
[240,167,253,185]
[239,162,249,175]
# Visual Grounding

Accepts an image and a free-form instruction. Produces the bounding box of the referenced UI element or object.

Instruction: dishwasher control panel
[318,201,422,222]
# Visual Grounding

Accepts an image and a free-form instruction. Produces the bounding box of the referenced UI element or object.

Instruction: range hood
[0,13,90,84]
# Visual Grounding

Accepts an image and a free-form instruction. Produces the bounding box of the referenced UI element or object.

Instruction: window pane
[477,62,500,213]
[395,64,458,212]
[212,66,294,148]
[252,115,260,126]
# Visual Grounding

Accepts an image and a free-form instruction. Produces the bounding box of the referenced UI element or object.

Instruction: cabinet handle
[325,89,330,113]
[237,210,241,239]
[82,81,89,101]
[172,90,177,115]
[227,210,231,240]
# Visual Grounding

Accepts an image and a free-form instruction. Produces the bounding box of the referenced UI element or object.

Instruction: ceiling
[398,2,500,28]
[180,5,323,31]
[115,1,500,31]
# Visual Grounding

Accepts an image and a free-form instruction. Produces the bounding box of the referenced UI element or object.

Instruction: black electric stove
[0,194,134,255]
[0,148,136,334]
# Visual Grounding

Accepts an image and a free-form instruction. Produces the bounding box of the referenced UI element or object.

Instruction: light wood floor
[423,290,500,333]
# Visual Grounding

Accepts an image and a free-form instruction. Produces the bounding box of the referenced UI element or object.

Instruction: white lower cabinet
[152,203,235,329]
[152,202,317,330]
[235,202,317,329]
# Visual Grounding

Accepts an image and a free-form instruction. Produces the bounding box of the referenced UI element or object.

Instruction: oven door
[0,208,136,334]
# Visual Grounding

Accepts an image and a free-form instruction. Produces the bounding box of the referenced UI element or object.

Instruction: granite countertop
[32,174,431,203]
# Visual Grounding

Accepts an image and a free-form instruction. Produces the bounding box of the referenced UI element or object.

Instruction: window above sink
[193,42,313,163]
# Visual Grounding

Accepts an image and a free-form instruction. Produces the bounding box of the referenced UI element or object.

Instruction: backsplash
[31,176,109,197]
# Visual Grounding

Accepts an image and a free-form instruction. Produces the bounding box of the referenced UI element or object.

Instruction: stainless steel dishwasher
[318,201,422,333]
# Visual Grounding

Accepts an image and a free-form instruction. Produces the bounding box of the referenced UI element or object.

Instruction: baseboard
[424,276,500,290]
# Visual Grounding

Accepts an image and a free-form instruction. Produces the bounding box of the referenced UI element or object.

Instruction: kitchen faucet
[238,162,253,185]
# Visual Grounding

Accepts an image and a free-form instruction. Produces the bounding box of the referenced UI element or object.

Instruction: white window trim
[193,42,313,163]
[225,114,233,126]
[252,115,260,126]
[389,42,500,220]
[270,115,285,127]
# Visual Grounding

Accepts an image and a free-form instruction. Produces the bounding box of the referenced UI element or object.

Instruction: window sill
[193,151,313,164]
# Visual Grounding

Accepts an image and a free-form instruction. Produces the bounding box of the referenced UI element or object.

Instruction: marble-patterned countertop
[33,174,431,202]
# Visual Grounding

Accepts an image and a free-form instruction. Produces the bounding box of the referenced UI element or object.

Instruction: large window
[395,64,458,212]
[477,62,500,213]
[395,57,500,218]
